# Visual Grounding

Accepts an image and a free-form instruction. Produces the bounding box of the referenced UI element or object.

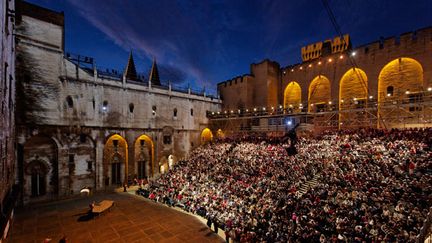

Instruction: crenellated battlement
[219,25,432,123]
[217,74,252,88]
[354,26,432,56]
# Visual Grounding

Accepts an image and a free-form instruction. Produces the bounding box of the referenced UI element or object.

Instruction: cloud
[64,0,431,92]
[67,0,212,85]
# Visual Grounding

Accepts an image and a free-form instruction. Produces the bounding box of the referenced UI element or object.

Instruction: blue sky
[28,0,432,94]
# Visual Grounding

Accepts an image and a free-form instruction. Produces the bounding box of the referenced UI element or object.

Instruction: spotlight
[299,66,303,70]
[351,51,356,57]
[428,87,432,91]
[291,69,294,72]
[328,101,332,105]
[387,93,391,97]
[328,58,332,62]
[318,61,322,65]
[405,90,410,94]
[263,107,266,111]
[279,105,283,109]
[308,64,312,68]
[339,55,343,59]
[369,96,373,99]
[287,120,292,126]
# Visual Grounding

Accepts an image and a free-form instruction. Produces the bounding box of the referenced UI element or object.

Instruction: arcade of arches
[18,132,158,202]
[276,57,428,128]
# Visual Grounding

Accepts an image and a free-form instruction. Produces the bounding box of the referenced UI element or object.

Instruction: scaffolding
[208,90,432,134]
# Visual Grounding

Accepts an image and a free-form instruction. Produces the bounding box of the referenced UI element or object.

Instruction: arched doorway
[339,68,368,128]
[283,81,302,112]
[168,155,178,169]
[216,129,225,140]
[67,134,96,194]
[308,75,331,112]
[22,135,58,202]
[26,160,49,197]
[134,134,154,178]
[103,134,128,186]
[159,157,168,174]
[201,128,213,144]
[378,58,423,128]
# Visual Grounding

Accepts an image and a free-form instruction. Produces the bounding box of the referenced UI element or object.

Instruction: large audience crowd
[138,128,431,242]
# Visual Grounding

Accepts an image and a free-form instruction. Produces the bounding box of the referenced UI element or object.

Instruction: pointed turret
[148,58,161,86]
[124,51,138,81]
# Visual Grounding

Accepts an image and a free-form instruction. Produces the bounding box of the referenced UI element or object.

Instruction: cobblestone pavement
[7,192,224,243]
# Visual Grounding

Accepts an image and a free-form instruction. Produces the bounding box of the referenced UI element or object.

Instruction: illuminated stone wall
[14,2,221,204]
[218,59,281,110]
[219,27,432,128]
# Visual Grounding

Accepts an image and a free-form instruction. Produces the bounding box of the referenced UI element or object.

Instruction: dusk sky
[28,0,431,94]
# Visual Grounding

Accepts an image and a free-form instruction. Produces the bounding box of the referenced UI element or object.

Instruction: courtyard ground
[7,192,224,243]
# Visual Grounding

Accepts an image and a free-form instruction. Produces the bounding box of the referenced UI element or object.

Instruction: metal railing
[209,90,432,130]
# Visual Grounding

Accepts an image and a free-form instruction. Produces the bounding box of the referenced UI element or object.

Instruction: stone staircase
[296,173,320,198]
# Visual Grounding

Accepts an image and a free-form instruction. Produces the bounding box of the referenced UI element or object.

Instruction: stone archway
[200,128,213,144]
[216,129,225,140]
[168,154,178,169]
[283,81,302,112]
[378,58,423,128]
[103,134,128,186]
[134,134,154,178]
[339,68,368,128]
[22,135,58,203]
[308,75,331,112]
[26,159,49,197]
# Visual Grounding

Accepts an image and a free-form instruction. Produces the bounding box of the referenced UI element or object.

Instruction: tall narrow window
[102,100,108,111]
[152,105,156,116]
[190,109,194,116]
[129,103,134,113]
[173,108,177,117]
[387,86,394,96]
[66,96,73,108]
